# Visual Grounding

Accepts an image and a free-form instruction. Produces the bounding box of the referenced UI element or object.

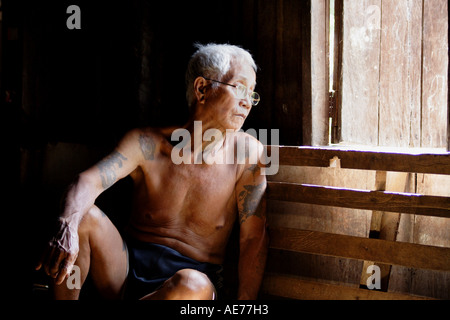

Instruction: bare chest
[131,159,238,226]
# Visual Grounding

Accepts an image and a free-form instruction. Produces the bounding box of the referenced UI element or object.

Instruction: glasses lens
[234,84,260,106]
[235,84,247,99]
[251,92,260,106]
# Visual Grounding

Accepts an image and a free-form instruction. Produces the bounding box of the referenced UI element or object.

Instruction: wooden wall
[340,0,448,149]
[6,0,311,296]
[9,0,312,237]
[7,0,312,198]
[8,0,310,150]
[132,0,311,146]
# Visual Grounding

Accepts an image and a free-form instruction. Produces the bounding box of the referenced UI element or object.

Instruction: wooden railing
[261,146,450,300]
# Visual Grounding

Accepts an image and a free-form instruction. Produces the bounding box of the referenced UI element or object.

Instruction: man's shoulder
[120,127,172,161]
[118,127,165,153]
[230,130,264,149]
[124,126,172,142]
[228,130,264,166]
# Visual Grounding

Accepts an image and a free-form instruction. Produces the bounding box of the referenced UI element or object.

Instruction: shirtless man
[36,43,269,300]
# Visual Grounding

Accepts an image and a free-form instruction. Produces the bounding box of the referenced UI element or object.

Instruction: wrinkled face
[203,62,257,131]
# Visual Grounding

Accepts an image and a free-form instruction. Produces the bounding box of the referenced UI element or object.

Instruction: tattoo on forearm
[238,183,265,224]
[139,134,156,161]
[97,151,127,189]
[246,164,259,180]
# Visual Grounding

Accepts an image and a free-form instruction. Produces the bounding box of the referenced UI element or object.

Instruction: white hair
[185,43,257,109]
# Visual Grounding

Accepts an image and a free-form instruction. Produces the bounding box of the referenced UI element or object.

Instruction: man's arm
[235,149,269,300]
[36,129,148,284]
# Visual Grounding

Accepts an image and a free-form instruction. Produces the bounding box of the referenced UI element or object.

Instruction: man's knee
[169,269,215,300]
[77,205,105,237]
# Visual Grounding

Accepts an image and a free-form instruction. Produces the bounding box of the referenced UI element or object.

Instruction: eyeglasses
[203,77,260,106]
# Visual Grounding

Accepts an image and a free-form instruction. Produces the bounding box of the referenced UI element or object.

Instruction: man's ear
[193,77,208,104]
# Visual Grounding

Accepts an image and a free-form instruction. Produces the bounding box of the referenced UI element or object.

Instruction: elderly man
[36,43,268,300]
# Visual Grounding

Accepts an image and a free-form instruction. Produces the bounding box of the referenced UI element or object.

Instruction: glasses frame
[203,77,260,106]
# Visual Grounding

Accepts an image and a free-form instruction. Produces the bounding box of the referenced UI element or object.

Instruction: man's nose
[239,96,252,109]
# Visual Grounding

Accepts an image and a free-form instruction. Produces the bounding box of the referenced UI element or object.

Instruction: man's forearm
[237,236,268,300]
[60,172,101,228]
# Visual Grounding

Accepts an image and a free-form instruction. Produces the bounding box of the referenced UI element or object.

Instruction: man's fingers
[42,246,57,276]
[36,244,52,271]
[55,259,71,285]
[35,251,46,271]
[49,249,66,278]
[36,242,53,271]
[36,222,80,284]
[55,250,79,285]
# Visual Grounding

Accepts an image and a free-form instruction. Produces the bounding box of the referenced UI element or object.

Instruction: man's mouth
[235,114,246,119]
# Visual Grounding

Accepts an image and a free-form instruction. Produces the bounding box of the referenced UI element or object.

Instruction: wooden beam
[361,172,409,291]
[262,274,433,300]
[269,227,450,271]
[361,171,387,289]
[267,182,450,218]
[269,146,450,175]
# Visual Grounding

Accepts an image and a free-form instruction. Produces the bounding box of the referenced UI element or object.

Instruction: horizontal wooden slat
[268,146,450,175]
[267,182,450,219]
[262,274,432,300]
[269,227,450,271]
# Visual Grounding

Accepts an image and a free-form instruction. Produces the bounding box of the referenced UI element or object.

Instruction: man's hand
[36,219,79,285]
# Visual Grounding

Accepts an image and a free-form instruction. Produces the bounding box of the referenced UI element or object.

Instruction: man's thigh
[81,205,128,299]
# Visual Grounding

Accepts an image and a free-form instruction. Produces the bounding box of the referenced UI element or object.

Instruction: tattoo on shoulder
[139,134,156,161]
[97,151,128,190]
[238,183,265,224]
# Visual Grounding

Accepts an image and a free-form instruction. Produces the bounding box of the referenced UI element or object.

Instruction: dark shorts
[123,239,223,300]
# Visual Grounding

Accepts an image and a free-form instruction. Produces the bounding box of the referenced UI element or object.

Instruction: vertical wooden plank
[410,0,450,297]
[238,0,256,48]
[309,0,329,146]
[378,0,422,148]
[341,0,381,146]
[360,170,386,288]
[299,0,313,146]
[248,0,311,146]
[421,0,449,148]
[273,0,309,146]
[369,170,387,238]
[331,0,344,144]
[248,0,277,134]
[360,172,410,291]
[448,0,450,152]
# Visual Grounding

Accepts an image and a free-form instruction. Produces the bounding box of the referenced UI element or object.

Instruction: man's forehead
[237,74,257,87]
[231,63,257,85]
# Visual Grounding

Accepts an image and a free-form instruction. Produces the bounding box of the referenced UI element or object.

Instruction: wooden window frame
[310,0,449,152]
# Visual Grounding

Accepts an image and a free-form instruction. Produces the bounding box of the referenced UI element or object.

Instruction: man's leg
[53,205,128,300]
[139,269,216,300]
